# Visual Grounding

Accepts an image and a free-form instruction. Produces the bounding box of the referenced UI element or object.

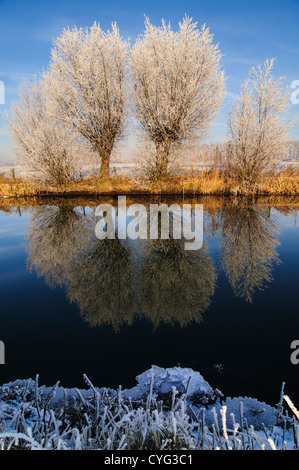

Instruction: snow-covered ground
[0,366,298,450]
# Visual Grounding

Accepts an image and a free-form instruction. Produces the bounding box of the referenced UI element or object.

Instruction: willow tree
[130,16,226,179]
[44,22,129,180]
[227,59,292,190]
[6,80,84,185]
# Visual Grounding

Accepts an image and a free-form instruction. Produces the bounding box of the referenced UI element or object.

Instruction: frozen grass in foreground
[0,367,298,450]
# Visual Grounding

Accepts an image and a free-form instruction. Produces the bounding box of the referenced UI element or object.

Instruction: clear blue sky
[0,0,298,162]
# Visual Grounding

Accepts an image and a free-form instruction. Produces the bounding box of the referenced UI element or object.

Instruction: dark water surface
[0,196,298,407]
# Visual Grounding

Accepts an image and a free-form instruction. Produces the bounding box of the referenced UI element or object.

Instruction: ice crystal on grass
[0,366,297,450]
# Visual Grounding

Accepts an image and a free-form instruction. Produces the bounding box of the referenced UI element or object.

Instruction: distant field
[1,160,298,179]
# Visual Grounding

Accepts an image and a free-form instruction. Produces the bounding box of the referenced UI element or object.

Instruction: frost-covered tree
[226,59,293,190]
[6,80,85,185]
[130,16,226,179]
[44,22,129,180]
[287,140,299,161]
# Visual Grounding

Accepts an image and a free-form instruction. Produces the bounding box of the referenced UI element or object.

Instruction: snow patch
[122,365,213,400]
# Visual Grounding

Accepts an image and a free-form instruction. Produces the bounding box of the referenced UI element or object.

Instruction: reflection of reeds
[2,193,299,225]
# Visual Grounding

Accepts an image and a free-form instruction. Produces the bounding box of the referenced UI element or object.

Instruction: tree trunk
[155,141,171,180]
[99,154,110,181]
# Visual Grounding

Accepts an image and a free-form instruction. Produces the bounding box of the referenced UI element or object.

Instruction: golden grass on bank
[259,167,299,195]
[0,174,138,197]
[0,172,38,197]
[183,168,228,194]
[149,168,229,195]
[0,167,299,198]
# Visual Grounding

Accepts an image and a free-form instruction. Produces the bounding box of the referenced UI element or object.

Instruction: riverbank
[1,193,299,218]
[1,168,299,199]
[0,366,298,450]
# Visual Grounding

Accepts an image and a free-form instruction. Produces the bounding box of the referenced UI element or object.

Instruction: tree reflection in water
[25,199,281,330]
[26,204,88,287]
[66,235,136,331]
[220,201,280,302]
[138,238,216,327]
[26,206,136,331]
